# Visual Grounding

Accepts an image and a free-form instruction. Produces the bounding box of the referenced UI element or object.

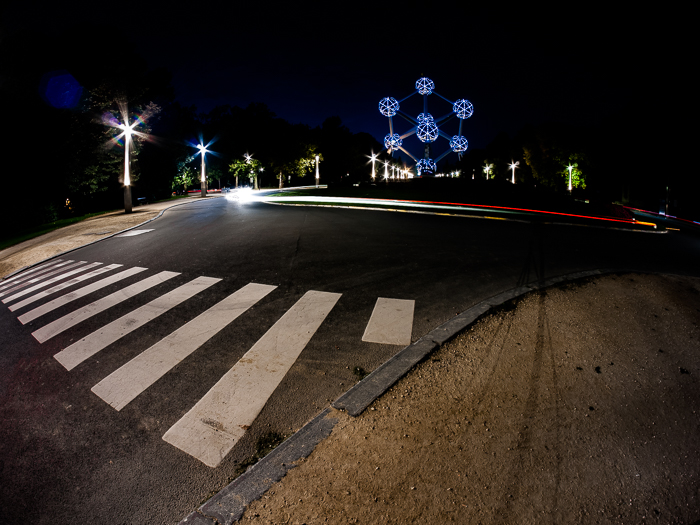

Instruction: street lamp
[567,164,573,192]
[196,143,209,197]
[508,160,520,184]
[483,163,493,179]
[315,155,320,187]
[259,166,264,190]
[117,119,138,213]
[383,161,389,182]
[370,153,377,181]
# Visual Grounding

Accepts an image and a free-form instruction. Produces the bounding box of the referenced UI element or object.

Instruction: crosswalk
[1,258,416,468]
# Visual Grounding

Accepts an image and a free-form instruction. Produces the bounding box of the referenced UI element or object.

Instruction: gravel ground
[241,273,700,524]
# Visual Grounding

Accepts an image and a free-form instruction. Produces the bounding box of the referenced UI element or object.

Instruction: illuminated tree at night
[377,77,474,177]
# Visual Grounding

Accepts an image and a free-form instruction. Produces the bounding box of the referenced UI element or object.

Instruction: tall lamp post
[508,160,520,184]
[383,161,389,183]
[370,153,377,181]
[567,164,573,193]
[118,120,137,213]
[196,143,209,197]
[315,155,320,187]
[483,163,493,180]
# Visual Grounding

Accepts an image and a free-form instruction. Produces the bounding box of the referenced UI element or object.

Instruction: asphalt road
[1,195,699,524]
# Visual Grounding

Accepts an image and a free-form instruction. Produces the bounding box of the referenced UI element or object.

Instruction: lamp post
[196,143,209,197]
[370,153,377,181]
[508,160,520,184]
[315,155,320,188]
[383,161,389,183]
[483,163,493,180]
[567,164,573,193]
[118,121,136,213]
[258,166,263,190]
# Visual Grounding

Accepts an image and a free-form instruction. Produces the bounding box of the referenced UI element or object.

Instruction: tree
[173,156,196,193]
[229,155,261,188]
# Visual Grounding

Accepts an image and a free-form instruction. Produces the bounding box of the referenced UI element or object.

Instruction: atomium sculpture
[377,76,474,177]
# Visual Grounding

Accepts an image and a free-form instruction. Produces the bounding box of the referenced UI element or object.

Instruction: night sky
[1,3,685,161]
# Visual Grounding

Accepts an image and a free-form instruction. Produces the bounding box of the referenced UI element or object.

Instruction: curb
[0,197,219,283]
[181,267,617,525]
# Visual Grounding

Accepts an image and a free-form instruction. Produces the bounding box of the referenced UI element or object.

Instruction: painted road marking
[18,267,148,325]
[116,229,154,237]
[0,259,66,291]
[362,297,415,345]
[162,290,341,468]
[31,271,179,343]
[91,283,277,411]
[54,276,221,371]
[0,261,87,298]
[2,262,104,305]
[9,264,123,312]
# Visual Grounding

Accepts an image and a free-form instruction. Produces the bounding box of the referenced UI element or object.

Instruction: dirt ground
[242,273,700,524]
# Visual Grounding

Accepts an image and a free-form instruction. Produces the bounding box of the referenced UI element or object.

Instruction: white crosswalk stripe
[91,283,277,411]
[162,290,341,467]
[0,259,66,291]
[0,260,87,298]
[2,262,104,305]
[362,297,415,345]
[54,276,221,371]
[9,264,123,312]
[31,271,179,343]
[18,267,148,325]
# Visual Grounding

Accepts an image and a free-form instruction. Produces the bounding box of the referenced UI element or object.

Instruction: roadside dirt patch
[242,273,700,524]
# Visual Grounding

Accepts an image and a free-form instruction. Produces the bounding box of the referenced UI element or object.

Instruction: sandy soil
[242,273,700,524]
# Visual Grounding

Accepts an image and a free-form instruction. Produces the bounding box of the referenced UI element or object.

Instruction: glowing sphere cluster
[379,97,399,117]
[416,158,437,174]
[417,113,434,124]
[449,135,468,153]
[416,77,435,95]
[453,99,474,119]
[417,120,439,143]
[384,133,403,150]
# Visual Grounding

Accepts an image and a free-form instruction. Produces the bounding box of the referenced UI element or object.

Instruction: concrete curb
[0,197,218,283]
[181,267,615,524]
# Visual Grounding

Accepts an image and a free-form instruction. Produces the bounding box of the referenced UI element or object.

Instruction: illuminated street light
[483,163,493,179]
[370,153,377,181]
[508,160,520,184]
[383,161,389,182]
[315,155,320,188]
[568,164,573,192]
[195,143,209,197]
[117,120,138,213]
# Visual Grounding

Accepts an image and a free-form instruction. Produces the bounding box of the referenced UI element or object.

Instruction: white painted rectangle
[91,283,277,411]
[0,261,87,298]
[162,290,341,468]
[9,264,123,312]
[2,262,103,304]
[362,297,415,346]
[116,229,154,237]
[18,267,148,325]
[0,260,66,291]
[54,276,221,371]
[31,271,178,343]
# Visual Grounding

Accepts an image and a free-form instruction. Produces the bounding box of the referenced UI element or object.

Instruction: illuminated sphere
[384,133,403,150]
[379,97,399,117]
[417,112,434,124]
[449,135,468,153]
[417,120,439,143]
[416,158,437,175]
[416,77,435,95]
[453,99,474,119]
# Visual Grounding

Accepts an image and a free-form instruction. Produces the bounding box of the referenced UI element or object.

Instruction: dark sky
[2,3,682,159]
